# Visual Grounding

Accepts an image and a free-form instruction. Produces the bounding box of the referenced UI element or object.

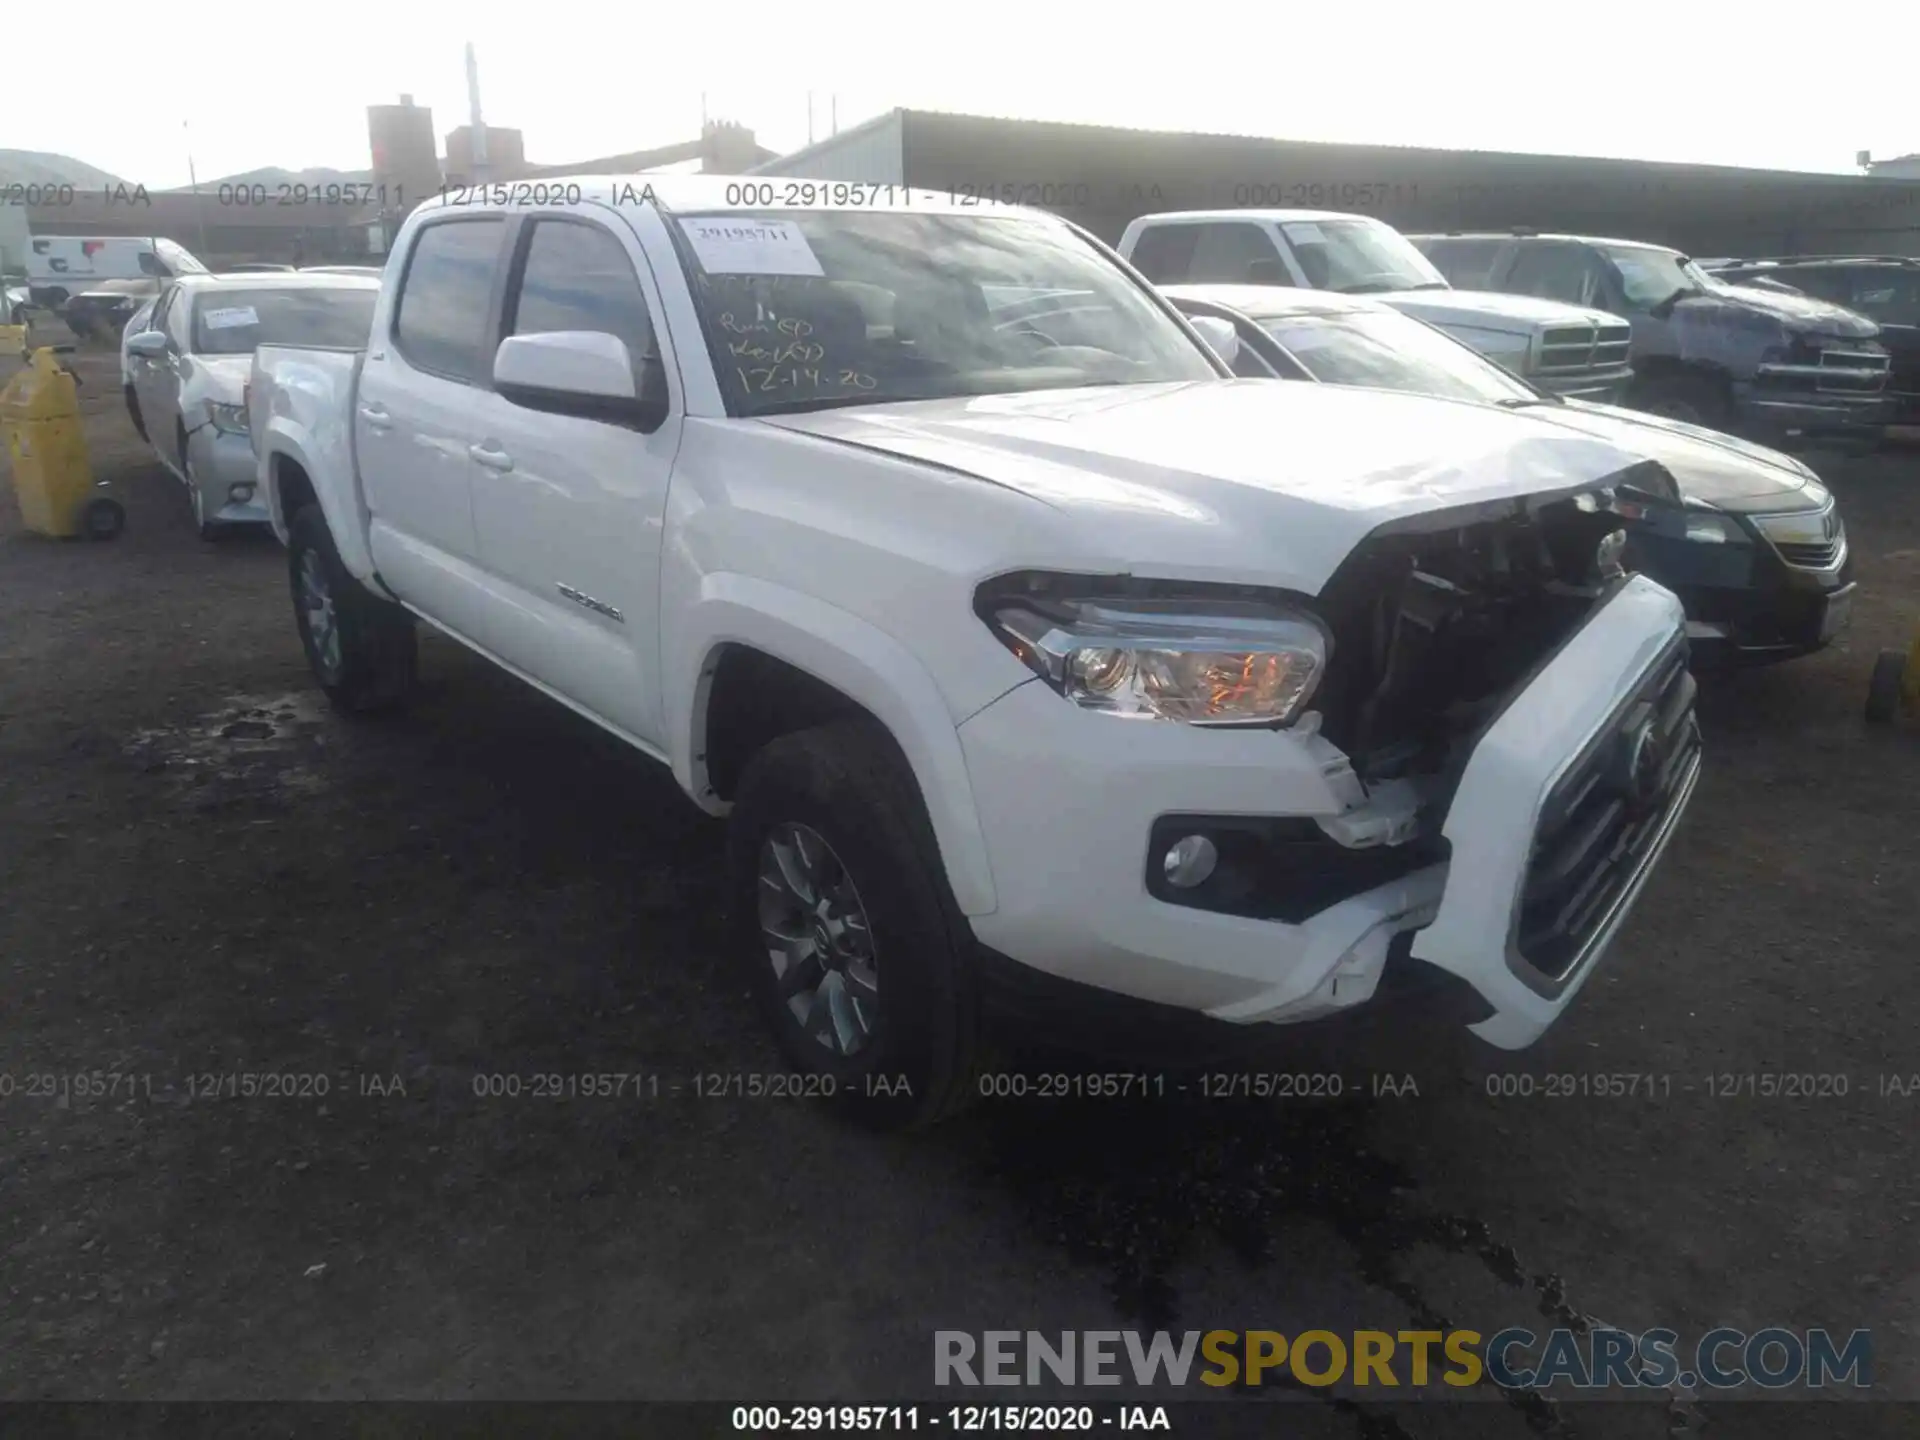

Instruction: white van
[26,236,208,307]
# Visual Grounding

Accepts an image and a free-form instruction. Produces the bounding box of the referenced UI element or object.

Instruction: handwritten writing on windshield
[720,311,877,393]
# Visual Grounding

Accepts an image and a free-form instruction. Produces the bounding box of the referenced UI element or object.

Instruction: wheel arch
[673,574,999,917]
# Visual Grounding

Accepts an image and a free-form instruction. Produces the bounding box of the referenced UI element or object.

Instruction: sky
[6,0,1919,188]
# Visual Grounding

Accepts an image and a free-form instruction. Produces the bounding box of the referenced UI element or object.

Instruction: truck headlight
[207,402,250,436]
[1684,511,1745,545]
[984,593,1329,726]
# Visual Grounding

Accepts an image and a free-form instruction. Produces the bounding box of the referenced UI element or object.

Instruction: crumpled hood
[1704,281,1879,339]
[760,380,1655,593]
[1381,288,1624,334]
[1540,399,1818,506]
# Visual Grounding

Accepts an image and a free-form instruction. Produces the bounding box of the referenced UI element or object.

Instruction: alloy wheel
[756,822,879,1056]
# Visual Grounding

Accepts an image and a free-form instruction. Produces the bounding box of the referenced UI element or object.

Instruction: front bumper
[956,575,1696,1051]
[1733,375,1891,449]
[1627,524,1854,666]
[186,425,271,526]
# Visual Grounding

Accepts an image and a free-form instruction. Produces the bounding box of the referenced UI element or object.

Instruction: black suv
[1411,231,1892,448]
[1700,256,1920,431]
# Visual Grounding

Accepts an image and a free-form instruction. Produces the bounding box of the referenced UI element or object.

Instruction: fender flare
[670,573,999,917]
[258,426,378,582]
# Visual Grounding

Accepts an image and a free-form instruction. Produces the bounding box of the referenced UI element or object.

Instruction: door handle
[469,441,514,473]
[357,403,392,431]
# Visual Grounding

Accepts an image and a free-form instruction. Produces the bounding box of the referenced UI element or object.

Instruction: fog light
[228,483,255,503]
[1162,834,1218,889]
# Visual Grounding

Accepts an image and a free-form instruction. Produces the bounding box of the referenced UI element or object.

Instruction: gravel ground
[4,335,1919,1436]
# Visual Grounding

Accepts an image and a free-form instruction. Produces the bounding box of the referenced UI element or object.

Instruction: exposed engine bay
[1314,486,1640,786]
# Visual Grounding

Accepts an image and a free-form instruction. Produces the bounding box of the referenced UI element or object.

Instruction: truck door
[463,213,681,745]
[357,214,505,628]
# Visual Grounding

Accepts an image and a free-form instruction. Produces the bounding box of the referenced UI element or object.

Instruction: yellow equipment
[1,343,124,540]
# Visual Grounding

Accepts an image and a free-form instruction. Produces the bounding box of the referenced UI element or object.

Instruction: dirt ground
[4,334,1919,1437]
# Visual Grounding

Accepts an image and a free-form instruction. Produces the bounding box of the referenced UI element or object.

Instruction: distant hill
[175,165,376,192]
[0,149,128,190]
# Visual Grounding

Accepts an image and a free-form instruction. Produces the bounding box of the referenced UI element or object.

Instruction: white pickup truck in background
[248,179,1700,1127]
[1118,210,1637,403]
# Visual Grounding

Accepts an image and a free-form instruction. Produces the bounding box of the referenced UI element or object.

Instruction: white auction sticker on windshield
[684,218,824,277]
[202,306,259,330]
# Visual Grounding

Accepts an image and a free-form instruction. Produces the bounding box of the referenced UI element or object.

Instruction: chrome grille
[1816,346,1890,393]
[1537,325,1598,372]
[1517,642,1700,981]
[1753,504,1846,571]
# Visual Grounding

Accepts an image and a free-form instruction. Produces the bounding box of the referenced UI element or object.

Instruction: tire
[81,497,124,541]
[286,503,417,713]
[185,454,228,543]
[1866,649,1907,725]
[1633,375,1731,431]
[727,718,983,1130]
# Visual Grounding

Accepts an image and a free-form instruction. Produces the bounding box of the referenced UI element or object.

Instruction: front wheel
[1632,375,1731,431]
[286,503,417,713]
[727,719,983,1130]
[1866,650,1907,725]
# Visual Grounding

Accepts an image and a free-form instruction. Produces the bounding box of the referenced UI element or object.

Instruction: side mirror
[126,330,169,358]
[1186,314,1242,369]
[492,330,668,429]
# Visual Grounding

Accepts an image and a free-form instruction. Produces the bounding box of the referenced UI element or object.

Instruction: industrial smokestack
[466,42,489,179]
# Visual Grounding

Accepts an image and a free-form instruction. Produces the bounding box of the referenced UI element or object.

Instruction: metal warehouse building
[755,109,1920,259]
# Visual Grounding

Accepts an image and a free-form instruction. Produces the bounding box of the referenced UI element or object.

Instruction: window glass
[393,219,504,380]
[1126,226,1200,283]
[509,220,656,370]
[192,286,378,354]
[1416,238,1502,289]
[1280,219,1445,293]
[162,287,191,348]
[672,209,1216,417]
[1594,245,1711,309]
[1505,244,1601,306]
[1258,308,1535,404]
[1188,224,1289,285]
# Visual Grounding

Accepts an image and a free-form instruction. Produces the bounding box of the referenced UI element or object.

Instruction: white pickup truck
[248,178,1701,1127]
[1118,210,1637,403]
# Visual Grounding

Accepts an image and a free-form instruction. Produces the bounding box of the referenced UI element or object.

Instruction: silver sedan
[122,273,378,539]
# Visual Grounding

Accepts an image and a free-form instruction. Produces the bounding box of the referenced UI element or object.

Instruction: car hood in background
[1701,282,1879,340]
[760,380,1653,593]
[1543,399,1820,508]
[1382,288,1626,334]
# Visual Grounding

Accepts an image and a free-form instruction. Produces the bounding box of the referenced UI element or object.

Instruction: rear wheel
[286,503,417,713]
[81,497,124,541]
[727,718,983,1130]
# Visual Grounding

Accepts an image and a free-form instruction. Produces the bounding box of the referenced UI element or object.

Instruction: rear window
[191,287,378,354]
[1417,238,1503,289]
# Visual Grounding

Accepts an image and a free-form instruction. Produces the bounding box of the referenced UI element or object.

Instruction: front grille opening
[1313,495,1634,787]
[1516,643,1699,979]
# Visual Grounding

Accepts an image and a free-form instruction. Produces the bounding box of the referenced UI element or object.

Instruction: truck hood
[1380,288,1622,334]
[181,355,253,410]
[1533,398,1820,508]
[1701,281,1879,340]
[760,380,1654,592]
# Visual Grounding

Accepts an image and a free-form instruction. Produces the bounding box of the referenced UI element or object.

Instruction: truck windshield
[1255,307,1537,405]
[1596,245,1711,307]
[1279,219,1448,294]
[667,210,1219,416]
[191,287,378,354]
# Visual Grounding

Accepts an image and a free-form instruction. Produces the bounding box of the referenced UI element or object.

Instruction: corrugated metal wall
[752,113,907,186]
[763,110,1920,260]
